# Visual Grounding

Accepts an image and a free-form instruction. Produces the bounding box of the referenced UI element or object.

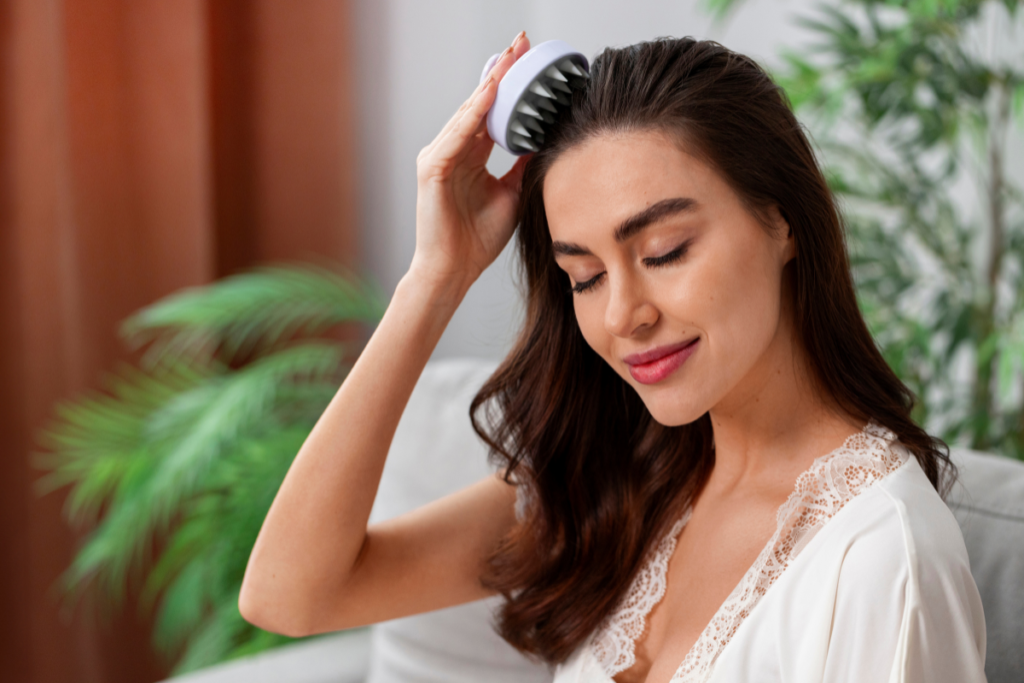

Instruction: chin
[639,392,707,427]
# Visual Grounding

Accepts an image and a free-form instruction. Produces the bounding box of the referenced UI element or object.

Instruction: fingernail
[512,30,526,47]
[501,46,513,58]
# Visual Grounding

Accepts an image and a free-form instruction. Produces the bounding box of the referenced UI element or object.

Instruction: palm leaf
[35,362,216,526]
[122,263,387,365]
[37,262,384,668]
[58,343,344,606]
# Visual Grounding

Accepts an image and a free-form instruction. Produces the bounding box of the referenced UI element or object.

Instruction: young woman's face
[543,129,797,426]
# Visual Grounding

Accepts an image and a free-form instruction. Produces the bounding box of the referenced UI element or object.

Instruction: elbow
[238,577,316,639]
[237,583,269,633]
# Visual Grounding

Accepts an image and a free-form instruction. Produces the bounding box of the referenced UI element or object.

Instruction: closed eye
[571,272,605,295]
[643,240,690,268]
[570,239,691,295]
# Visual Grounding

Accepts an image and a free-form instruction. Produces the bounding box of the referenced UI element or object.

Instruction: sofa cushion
[946,448,1024,683]
[366,358,553,683]
[160,630,371,683]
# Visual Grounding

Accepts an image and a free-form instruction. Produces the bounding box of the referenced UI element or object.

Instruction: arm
[238,31,534,638]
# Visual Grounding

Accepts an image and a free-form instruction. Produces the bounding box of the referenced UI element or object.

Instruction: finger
[422,64,502,157]
[423,31,527,157]
[420,46,512,161]
[483,32,527,83]
[462,120,498,167]
[499,153,532,195]
[425,76,500,171]
[420,32,527,165]
[485,41,521,86]
[422,39,526,166]
[512,33,531,60]
[439,35,523,139]
[479,52,501,85]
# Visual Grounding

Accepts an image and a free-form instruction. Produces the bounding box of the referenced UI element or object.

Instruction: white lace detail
[589,419,907,682]
[591,506,693,674]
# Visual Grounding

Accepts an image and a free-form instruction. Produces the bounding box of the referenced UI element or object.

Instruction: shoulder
[825,442,987,681]
[832,443,979,609]
[835,443,970,576]
[872,444,975,579]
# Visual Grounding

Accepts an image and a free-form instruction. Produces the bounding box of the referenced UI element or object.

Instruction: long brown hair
[469,36,954,666]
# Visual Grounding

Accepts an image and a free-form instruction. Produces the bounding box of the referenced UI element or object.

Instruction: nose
[604,269,658,338]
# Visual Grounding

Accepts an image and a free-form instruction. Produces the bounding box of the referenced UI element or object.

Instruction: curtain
[0,1,358,681]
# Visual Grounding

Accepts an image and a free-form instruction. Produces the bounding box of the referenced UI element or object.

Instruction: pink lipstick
[623,337,699,385]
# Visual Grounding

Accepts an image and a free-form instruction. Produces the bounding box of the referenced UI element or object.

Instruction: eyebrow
[551,197,698,256]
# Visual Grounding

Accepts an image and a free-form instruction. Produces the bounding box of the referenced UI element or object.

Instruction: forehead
[542,129,722,239]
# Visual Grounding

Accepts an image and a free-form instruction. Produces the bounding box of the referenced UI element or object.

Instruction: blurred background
[0,0,1021,682]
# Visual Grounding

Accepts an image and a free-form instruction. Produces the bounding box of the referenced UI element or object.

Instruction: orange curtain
[0,1,358,681]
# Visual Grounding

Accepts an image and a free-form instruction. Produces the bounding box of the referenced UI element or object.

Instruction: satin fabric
[552,452,987,683]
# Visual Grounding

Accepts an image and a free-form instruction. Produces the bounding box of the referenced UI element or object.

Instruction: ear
[768,204,796,263]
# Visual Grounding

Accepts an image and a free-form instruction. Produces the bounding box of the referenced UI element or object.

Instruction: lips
[623,337,699,385]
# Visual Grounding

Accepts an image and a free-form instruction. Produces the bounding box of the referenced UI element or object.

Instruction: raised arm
[239,31,534,637]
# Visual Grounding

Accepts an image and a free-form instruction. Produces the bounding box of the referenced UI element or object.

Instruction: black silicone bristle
[505,55,590,154]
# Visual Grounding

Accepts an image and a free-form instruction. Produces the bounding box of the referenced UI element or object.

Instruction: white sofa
[166,358,1024,683]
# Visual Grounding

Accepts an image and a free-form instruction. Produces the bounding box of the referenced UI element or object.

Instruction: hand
[410,31,533,294]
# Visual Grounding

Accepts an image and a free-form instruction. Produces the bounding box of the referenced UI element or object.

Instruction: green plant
[35,263,387,675]
[716,0,1024,457]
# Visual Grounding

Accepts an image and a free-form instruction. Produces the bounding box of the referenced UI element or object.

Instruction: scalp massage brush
[479,40,590,155]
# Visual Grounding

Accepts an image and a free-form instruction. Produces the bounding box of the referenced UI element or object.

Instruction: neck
[706,299,862,495]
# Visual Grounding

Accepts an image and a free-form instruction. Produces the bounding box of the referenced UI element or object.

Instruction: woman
[239,33,987,682]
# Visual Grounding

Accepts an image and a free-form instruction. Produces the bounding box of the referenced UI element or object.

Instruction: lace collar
[589,419,905,682]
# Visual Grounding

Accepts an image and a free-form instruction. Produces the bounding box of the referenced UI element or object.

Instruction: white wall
[351,0,828,361]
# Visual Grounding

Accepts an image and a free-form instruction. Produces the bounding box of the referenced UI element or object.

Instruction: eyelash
[644,242,690,268]
[571,273,604,294]
[571,241,690,295]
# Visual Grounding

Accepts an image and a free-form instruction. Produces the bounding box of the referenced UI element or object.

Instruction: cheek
[686,238,783,358]
[572,298,612,358]
[733,266,782,346]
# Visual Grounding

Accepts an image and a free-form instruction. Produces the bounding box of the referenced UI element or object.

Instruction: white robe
[544,423,987,683]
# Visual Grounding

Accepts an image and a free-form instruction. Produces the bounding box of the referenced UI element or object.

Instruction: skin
[239,32,533,638]
[544,129,861,485]
[239,29,860,683]
[544,130,864,681]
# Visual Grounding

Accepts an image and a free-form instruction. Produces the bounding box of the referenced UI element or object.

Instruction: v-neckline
[589,418,904,683]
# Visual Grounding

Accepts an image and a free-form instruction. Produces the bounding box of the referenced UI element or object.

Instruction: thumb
[499,153,533,196]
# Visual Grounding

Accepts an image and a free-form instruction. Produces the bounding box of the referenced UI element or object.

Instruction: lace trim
[590,507,693,674]
[589,419,906,682]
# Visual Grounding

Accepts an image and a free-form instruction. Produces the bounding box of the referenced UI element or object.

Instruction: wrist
[396,266,473,313]
[401,258,477,308]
